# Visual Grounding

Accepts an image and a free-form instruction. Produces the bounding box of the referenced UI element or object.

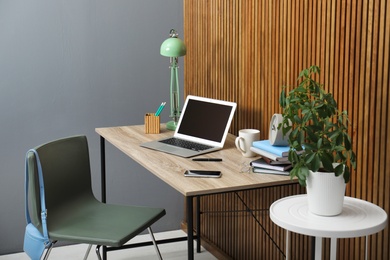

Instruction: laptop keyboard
[159,138,213,151]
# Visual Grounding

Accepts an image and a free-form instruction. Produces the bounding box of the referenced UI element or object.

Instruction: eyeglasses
[239,163,253,174]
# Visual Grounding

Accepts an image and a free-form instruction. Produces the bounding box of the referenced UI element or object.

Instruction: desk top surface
[96,125,294,196]
[270,194,388,238]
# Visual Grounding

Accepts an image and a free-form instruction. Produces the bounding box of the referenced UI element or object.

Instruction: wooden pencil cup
[144,113,160,134]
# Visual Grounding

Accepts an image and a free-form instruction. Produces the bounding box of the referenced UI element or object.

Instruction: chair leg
[41,242,93,260]
[148,227,163,260]
[95,245,102,260]
[42,241,56,260]
[83,244,93,260]
[94,230,162,260]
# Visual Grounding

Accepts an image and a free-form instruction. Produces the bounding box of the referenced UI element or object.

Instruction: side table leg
[315,237,322,260]
[365,235,368,260]
[286,230,290,260]
[330,238,337,260]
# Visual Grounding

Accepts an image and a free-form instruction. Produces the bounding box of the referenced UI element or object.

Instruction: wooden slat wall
[184,0,390,259]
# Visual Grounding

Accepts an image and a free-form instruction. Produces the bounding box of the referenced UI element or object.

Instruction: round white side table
[270,194,387,260]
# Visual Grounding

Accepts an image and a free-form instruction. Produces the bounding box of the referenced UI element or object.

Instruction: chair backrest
[26,135,95,230]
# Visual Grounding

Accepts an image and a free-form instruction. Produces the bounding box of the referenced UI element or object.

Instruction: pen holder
[144,113,160,134]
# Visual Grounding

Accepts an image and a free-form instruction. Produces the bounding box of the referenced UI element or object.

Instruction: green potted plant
[279,65,356,216]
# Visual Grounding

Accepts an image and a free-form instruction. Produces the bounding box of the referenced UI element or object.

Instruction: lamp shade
[160,36,186,57]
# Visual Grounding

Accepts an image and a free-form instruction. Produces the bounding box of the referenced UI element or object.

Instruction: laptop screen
[175,96,237,145]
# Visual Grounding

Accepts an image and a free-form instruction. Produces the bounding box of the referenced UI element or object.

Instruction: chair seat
[47,196,166,247]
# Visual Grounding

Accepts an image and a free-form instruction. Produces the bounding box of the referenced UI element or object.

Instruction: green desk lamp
[160,29,187,130]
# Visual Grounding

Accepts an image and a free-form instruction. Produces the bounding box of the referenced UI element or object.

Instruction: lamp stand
[166,57,180,131]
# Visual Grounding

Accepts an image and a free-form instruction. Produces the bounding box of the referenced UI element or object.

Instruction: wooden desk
[96,125,294,259]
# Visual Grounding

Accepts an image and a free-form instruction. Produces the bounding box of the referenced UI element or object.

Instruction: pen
[192,158,223,162]
[155,102,166,116]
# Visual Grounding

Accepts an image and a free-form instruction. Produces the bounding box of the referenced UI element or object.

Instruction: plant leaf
[317,138,323,149]
[343,166,350,183]
[320,153,334,172]
[280,88,286,107]
[297,166,309,186]
[311,154,321,172]
[305,153,315,163]
[344,133,352,150]
[334,164,344,176]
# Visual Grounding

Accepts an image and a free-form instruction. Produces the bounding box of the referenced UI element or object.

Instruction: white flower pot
[306,170,346,216]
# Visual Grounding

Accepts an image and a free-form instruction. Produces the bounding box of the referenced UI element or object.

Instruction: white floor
[0,230,216,260]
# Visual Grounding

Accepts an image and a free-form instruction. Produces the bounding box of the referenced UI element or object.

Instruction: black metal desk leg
[196,196,201,253]
[187,196,194,260]
[100,137,107,260]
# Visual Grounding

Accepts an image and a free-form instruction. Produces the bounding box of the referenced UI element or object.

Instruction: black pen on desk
[192,158,223,162]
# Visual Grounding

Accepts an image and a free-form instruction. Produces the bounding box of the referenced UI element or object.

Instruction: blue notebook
[252,140,290,157]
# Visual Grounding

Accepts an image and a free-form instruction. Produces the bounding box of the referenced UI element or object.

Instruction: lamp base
[166,120,178,131]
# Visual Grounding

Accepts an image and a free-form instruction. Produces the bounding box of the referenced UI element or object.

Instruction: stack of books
[249,140,292,175]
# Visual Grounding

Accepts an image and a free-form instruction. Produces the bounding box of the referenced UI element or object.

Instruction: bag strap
[25,149,49,241]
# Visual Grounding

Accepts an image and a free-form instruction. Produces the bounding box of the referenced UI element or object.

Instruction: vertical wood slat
[184,0,390,259]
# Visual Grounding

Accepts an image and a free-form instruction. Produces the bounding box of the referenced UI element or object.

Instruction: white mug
[235,129,260,157]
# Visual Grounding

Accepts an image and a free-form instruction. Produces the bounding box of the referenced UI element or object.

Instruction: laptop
[140,95,237,158]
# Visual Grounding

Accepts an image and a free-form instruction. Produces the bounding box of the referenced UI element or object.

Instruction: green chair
[26,135,166,259]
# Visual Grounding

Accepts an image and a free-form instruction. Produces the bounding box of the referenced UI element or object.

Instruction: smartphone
[184,170,222,178]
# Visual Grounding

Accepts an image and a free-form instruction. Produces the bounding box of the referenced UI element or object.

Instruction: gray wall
[0,0,184,254]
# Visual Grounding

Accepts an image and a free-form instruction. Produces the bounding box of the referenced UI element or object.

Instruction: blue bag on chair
[23,223,48,260]
[23,149,52,260]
